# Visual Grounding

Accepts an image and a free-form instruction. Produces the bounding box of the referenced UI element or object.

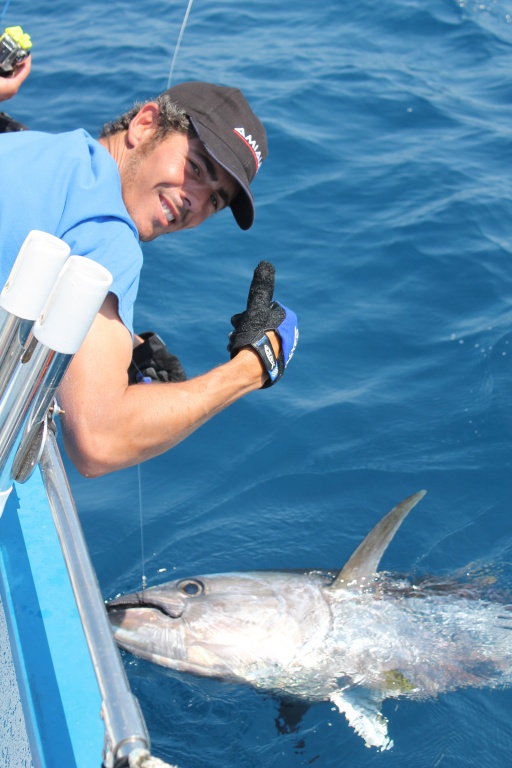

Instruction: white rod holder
[0,255,112,500]
[0,230,71,320]
[0,232,71,400]
[33,255,112,355]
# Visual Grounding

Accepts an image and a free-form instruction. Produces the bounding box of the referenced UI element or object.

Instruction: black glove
[128,332,186,384]
[0,111,28,133]
[228,261,299,388]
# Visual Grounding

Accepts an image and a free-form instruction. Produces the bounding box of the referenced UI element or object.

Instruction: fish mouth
[106,593,183,619]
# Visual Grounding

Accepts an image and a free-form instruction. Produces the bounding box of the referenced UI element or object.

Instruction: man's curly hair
[100,93,192,141]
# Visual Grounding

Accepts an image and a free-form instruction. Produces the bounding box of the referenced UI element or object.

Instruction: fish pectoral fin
[329,688,393,751]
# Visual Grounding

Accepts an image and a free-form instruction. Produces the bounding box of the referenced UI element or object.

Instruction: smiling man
[100,83,252,239]
[0,81,299,477]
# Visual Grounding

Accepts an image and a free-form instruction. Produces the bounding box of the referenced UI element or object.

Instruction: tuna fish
[107,491,512,750]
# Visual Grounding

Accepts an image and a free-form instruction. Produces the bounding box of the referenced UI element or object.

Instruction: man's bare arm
[58,294,272,477]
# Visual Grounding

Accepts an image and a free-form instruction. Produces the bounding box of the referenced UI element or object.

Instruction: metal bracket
[11,416,48,483]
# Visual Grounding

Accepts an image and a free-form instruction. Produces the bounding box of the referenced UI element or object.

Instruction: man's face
[120,131,241,242]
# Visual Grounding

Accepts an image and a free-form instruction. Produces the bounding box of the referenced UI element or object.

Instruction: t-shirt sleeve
[0,130,143,335]
[56,132,143,335]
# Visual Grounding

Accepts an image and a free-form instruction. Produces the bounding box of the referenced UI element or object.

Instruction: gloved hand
[128,331,186,384]
[228,261,298,388]
[0,111,28,132]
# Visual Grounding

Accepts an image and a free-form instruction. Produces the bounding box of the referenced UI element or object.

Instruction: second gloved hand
[128,332,186,384]
[228,261,298,387]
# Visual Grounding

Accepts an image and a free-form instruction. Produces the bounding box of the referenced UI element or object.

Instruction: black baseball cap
[164,81,268,230]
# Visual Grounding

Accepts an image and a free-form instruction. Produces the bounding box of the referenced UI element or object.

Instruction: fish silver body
[107,492,512,749]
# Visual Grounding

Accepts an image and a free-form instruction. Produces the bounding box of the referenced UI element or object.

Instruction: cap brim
[230,188,254,231]
[188,116,255,230]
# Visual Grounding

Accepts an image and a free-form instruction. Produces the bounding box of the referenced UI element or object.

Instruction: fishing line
[136,0,195,592]
[137,462,147,591]
[167,0,194,89]
[0,0,13,25]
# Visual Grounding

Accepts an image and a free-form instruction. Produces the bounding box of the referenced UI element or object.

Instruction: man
[0,81,298,477]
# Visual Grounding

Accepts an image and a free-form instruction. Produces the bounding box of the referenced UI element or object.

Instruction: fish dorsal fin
[331,490,426,590]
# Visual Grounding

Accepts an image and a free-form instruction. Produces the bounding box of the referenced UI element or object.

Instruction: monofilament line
[0,0,13,24]
[167,0,194,89]
[137,463,147,591]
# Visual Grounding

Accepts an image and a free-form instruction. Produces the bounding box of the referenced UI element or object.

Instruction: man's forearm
[59,347,268,477]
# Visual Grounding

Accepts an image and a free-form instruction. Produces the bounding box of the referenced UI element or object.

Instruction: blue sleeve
[0,129,142,335]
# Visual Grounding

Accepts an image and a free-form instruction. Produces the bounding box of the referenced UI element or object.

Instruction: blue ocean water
[6,0,512,765]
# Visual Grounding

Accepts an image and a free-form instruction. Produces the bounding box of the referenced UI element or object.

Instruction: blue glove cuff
[251,333,284,387]
[274,302,299,367]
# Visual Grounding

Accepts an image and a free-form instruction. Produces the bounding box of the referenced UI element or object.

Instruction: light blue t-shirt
[0,128,142,334]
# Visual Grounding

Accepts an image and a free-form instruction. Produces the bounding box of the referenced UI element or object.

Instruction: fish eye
[177,579,204,596]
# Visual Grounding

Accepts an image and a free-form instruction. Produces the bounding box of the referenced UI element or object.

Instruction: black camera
[0,26,32,78]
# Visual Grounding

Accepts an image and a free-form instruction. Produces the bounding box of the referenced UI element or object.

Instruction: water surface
[7,0,512,765]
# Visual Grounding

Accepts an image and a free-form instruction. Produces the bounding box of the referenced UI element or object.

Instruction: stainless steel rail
[0,338,70,491]
[40,429,150,767]
[0,235,155,767]
[0,311,33,401]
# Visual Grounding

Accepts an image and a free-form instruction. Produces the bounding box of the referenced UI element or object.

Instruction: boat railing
[0,232,177,768]
[40,429,152,766]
